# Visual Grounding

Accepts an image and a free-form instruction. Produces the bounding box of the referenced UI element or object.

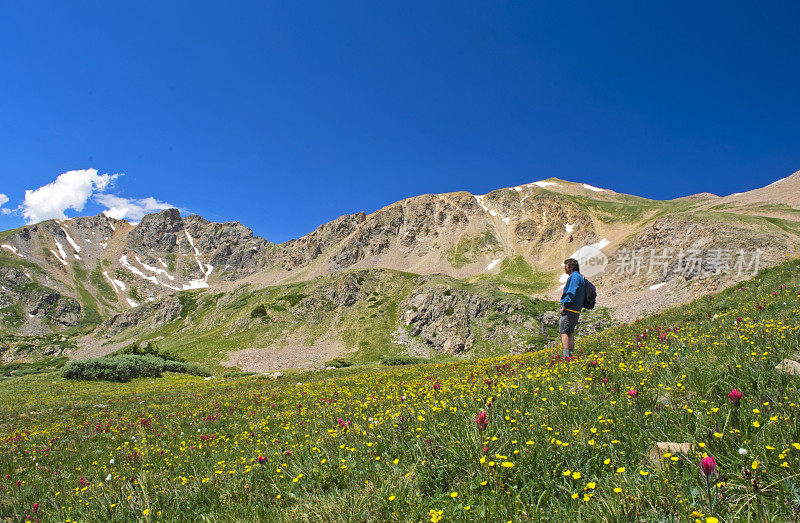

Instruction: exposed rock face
[608,215,790,281]
[514,197,597,246]
[126,208,184,253]
[278,213,367,271]
[0,266,81,331]
[95,296,183,337]
[401,286,495,354]
[183,214,275,279]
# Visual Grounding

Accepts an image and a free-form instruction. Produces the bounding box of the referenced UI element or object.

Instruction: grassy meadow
[1,258,800,521]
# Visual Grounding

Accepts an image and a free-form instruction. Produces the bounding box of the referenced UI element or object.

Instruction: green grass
[476,255,554,295]
[446,231,500,269]
[89,264,117,304]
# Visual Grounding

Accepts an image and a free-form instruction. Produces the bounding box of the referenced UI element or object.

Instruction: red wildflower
[699,455,717,477]
[626,389,638,398]
[475,410,488,431]
[728,388,743,407]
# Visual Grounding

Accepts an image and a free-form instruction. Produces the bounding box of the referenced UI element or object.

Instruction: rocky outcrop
[0,266,81,330]
[95,296,183,337]
[401,286,495,354]
[278,213,367,271]
[126,208,184,253]
[183,214,275,279]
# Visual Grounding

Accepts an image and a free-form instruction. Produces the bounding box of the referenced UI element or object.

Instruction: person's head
[564,258,580,274]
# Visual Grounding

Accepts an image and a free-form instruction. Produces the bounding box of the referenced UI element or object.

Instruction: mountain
[1,171,798,369]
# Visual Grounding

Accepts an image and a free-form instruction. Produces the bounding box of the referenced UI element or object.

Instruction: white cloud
[95,194,175,221]
[22,169,120,224]
[0,194,9,215]
[19,169,178,224]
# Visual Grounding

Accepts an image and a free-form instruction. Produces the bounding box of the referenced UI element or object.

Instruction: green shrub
[380,355,427,366]
[112,341,185,363]
[324,358,352,368]
[250,305,269,319]
[182,364,212,377]
[162,360,212,377]
[61,354,211,382]
[277,292,307,307]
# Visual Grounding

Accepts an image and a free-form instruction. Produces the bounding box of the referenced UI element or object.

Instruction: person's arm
[561,274,577,313]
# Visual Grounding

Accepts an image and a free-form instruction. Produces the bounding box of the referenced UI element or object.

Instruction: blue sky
[1,2,798,242]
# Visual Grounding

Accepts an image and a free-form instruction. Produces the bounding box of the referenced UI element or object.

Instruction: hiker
[560,258,585,358]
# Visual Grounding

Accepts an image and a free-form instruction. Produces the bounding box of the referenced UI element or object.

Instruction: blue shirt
[560,271,585,312]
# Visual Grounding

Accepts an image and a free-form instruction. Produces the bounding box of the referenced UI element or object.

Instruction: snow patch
[514,186,522,192]
[582,183,606,192]
[485,258,502,271]
[530,181,561,189]
[502,217,510,225]
[135,255,175,280]
[99,242,107,249]
[649,282,667,291]
[119,254,180,290]
[559,273,569,283]
[49,249,68,266]
[565,223,575,234]
[729,192,742,196]
[102,271,126,293]
[53,238,68,261]
[488,209,498,217]
[126,298,140,308]
[474,195,489,213]
[1,244,22,257]
[767,176,788,187]
[184,229,202,257]
[61,227,82,253]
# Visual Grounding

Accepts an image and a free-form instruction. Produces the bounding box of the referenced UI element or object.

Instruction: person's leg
[568,333,575,355]
[561,333,571,358]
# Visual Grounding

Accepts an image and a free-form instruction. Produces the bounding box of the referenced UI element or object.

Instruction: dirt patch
[220,334,350,373]
[70,335,130,360]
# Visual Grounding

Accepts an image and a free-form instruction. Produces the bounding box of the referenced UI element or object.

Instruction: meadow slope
[0,258,799,521]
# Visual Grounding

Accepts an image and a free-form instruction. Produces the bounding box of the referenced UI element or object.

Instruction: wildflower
[475,410,489,431]
[626,389,638,398]
[32,503,39,514]
[699,456,717,477]
[257,456,266,464]
[728,388,742,406]
[738,448,748,455]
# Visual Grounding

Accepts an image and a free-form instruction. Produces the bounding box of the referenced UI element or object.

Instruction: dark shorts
[559,311,580,335]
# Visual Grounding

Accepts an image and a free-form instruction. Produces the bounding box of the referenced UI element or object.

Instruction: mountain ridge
[2,171,799,369]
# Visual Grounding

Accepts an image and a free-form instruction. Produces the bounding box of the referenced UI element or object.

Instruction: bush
[62,356,143,382]
[250,305,269,319]
[277,292,307,307]
[62,354,211,382]
[183,364,212,377]
[324,358,352,368]
[112,341,185,363]
[380,355,427,366]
